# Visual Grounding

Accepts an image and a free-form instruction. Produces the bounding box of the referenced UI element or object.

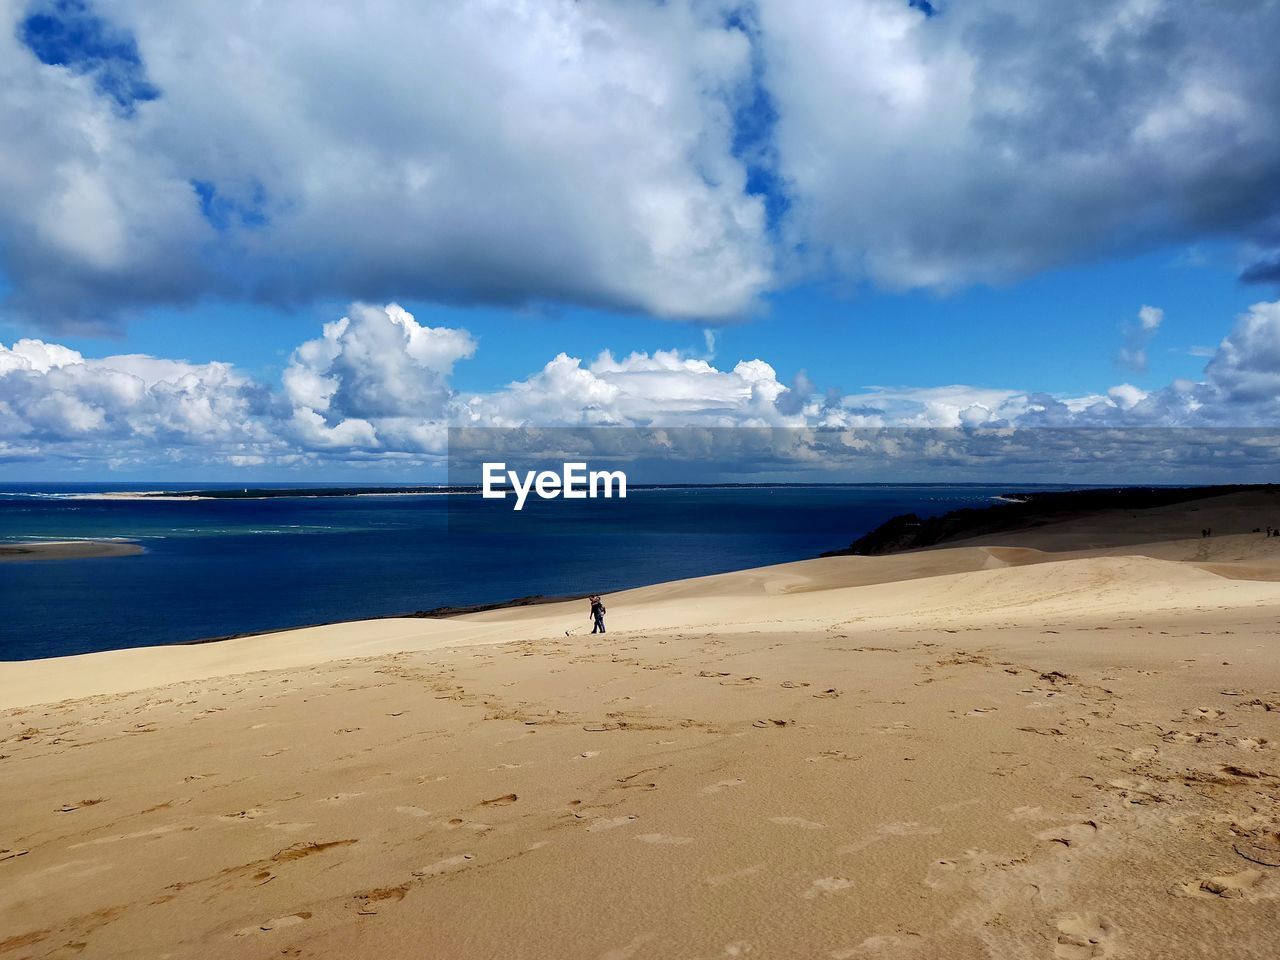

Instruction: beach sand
[2,491,1279,958]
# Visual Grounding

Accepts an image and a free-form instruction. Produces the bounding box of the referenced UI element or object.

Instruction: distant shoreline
[0,540,144,562]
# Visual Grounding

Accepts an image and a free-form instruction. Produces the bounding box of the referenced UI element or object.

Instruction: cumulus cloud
[1118,304,1164,372]
[459,347,799,428]
[1204,300,1280,404]
[6,298,1280,473]
[1,0,770,329]
[0,335,273,466]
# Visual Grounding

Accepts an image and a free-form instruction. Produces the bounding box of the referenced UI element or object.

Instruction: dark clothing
[590,599,606,634]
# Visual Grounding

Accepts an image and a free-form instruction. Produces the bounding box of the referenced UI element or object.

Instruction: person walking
[589,595,607,634]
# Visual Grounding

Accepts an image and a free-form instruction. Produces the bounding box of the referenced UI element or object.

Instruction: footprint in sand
[840,821,941,855]
[1105,777,1167,805]
[1037,821,1102,849]
[636,833,694,845]
[1008,806,1057,822]
[1174,868,1270,900]
[1054,914,1115,959]
[805,751,860,763]
[317,792,364,804]
[701,778,745,795]
[395,806,432,818]
[1185,707,1226,722]
[1162,729,1214,744]
[586,816,638,832]
[69,825,183,848]
[879,822,941,837]
[445,817,491,834]
[480,793,518,806]
[218,808,266,821]
[234,912,312,936]
[801,877,855,899]
[923,849,1017,892]
[573,751,600,761]
[1233,737,1270,752]
[412,853,475,877]
[769,816,826,830]
[55,798,107,813]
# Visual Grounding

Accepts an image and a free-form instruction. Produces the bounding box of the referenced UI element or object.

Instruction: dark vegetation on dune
[822,484,1279,557]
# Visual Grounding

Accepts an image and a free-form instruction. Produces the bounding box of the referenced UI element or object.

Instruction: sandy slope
[2,492,1280,959]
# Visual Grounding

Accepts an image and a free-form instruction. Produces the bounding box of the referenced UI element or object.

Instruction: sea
[0,483,1047,660]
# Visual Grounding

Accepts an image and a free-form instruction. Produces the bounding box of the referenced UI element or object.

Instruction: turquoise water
[0,483,1035,659]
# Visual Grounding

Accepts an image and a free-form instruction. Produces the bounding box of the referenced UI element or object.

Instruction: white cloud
[460,347,801,428]
[1107,383,1148,410]
[1118,303,1164,372]
[6,298,1280,472]
[282,303,476,452]
[0,335,271,463]
[832,384,1032,428]
[758,0,1280,290]
[5,1,1280,329]
[1138,305,1164,332]
[1,0,771,329]
[1204,300,1280,404]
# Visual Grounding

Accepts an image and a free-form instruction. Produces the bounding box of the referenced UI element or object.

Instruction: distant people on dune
[589,595,607,634]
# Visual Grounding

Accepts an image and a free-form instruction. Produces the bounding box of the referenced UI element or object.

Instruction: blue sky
[2,1,1280,480]
[0,240,1253,402]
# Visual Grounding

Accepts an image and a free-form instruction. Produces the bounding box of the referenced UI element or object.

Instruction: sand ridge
[2,492,1279,957]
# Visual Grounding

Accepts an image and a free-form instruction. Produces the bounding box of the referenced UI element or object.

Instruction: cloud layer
[5,299,1280,473]
[3,0,1280,329]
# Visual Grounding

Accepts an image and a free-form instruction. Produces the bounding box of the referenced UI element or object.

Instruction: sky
[2,0,1280,481]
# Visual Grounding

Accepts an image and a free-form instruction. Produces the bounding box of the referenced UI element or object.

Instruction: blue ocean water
[0,483,1038,660]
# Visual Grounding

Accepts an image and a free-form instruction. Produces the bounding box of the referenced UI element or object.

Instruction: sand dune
[3,493,1280,958]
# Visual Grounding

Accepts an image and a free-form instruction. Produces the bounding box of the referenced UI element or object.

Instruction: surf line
[482,462,627,512]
